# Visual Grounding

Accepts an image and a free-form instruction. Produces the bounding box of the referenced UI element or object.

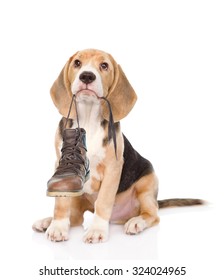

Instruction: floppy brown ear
[102,64,137,122]
[50,57,76,119]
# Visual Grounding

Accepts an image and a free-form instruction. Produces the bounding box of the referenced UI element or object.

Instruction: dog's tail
[158,198,205,209]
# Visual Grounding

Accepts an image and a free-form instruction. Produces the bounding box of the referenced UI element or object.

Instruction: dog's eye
[100,62,109,71]
[74,59,81,68]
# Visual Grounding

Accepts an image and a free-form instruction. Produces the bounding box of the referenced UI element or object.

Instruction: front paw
[83,215,109,243]
[46,218,70,242]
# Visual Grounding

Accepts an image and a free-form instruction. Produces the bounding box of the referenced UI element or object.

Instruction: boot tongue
[63,129,80,144]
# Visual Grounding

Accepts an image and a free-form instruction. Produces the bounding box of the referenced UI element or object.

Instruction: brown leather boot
[47,128,90,197]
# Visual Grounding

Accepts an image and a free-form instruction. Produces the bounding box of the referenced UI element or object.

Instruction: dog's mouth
[75,89,103,101]
[77,89,97,96]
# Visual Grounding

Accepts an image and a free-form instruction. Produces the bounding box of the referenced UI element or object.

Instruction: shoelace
[55,138,86,176]
[64,94,117,158]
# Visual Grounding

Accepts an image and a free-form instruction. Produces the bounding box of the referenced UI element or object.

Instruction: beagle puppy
[32,49,203,243]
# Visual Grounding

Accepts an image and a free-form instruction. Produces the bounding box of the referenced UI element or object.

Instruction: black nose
[79,71,96,84]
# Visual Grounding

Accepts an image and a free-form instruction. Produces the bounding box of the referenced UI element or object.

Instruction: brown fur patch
[70,196,94,226]
[90,177,102,192]
[53,197,71,219]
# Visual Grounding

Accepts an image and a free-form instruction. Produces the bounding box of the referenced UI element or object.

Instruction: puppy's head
[50,49,137,122]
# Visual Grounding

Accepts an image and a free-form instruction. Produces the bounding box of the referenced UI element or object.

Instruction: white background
[0,0,224,279]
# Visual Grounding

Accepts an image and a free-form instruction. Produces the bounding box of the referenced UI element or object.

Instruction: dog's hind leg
[32,217,52,232]
[124,173,160,234]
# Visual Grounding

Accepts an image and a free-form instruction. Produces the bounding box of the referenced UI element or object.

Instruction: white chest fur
[72,100,106,194]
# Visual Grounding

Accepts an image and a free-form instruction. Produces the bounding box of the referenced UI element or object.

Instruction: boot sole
[46,171,90,197]
[46,189,84,197]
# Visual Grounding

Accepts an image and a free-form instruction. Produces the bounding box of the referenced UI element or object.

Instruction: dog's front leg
[45,127,71,242]
[83,161,122,243]
[46,197,71,241]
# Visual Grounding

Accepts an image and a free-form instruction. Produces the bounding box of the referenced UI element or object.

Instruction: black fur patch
[101,120,120,147]
[117,135,154,194]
